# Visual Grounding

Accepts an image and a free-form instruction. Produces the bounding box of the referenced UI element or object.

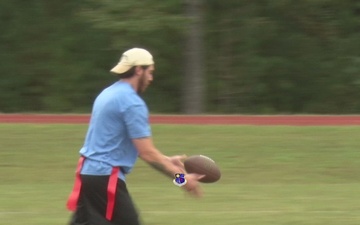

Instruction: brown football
[184,155,221,183]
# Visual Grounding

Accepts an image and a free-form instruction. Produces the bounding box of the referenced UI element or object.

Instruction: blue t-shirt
[79,81,151,181]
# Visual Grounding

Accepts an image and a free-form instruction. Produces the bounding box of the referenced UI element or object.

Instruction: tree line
[1,0,360,114]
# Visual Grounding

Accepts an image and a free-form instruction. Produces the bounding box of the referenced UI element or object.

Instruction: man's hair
[117,65,150,79]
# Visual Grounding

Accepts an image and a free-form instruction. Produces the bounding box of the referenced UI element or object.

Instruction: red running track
[1,114,360,125]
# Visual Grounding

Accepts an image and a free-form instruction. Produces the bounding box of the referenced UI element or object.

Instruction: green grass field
[1,124,360,225]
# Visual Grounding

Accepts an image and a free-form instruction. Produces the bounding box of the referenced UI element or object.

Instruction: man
[66,48,204,225]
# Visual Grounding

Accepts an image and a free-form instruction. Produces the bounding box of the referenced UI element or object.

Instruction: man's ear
[134,66,143,75]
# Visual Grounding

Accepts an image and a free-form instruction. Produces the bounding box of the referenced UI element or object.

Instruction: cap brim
[110,63,132,74]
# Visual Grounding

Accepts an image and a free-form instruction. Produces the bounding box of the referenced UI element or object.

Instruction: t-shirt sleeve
[123,104,152,139]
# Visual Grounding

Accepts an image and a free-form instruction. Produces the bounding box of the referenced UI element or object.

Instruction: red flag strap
[66,156,85,211]
[106,166,120,220]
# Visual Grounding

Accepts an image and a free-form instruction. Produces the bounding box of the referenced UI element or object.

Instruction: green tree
[78,0,207,113]
[206,0,360,113]
[0,0,115,112]
[1,0,360,114]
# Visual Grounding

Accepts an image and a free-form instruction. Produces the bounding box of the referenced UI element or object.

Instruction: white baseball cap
[110,48,154,74]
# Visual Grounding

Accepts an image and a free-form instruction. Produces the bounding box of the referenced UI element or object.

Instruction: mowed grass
[1,124,360,225]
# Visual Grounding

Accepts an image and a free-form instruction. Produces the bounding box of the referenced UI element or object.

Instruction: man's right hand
[182,173,205,197]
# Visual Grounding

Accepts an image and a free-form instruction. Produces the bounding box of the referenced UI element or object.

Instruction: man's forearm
[143,153,181,179]
[148,160,175,178]
[134,138,183,179]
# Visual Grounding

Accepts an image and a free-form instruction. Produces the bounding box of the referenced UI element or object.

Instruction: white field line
[0,210,359,215]
[143,210,360,214]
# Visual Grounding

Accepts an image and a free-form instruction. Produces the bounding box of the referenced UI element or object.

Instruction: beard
[137,72,148,94]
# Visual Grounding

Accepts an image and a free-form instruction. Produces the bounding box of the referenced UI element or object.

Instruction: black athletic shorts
[69,175,141,225]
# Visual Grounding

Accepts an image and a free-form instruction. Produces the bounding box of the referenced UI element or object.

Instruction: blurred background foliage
[1,0,360,114]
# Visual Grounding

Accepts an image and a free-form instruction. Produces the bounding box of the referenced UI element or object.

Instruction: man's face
[137,65,154,94]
